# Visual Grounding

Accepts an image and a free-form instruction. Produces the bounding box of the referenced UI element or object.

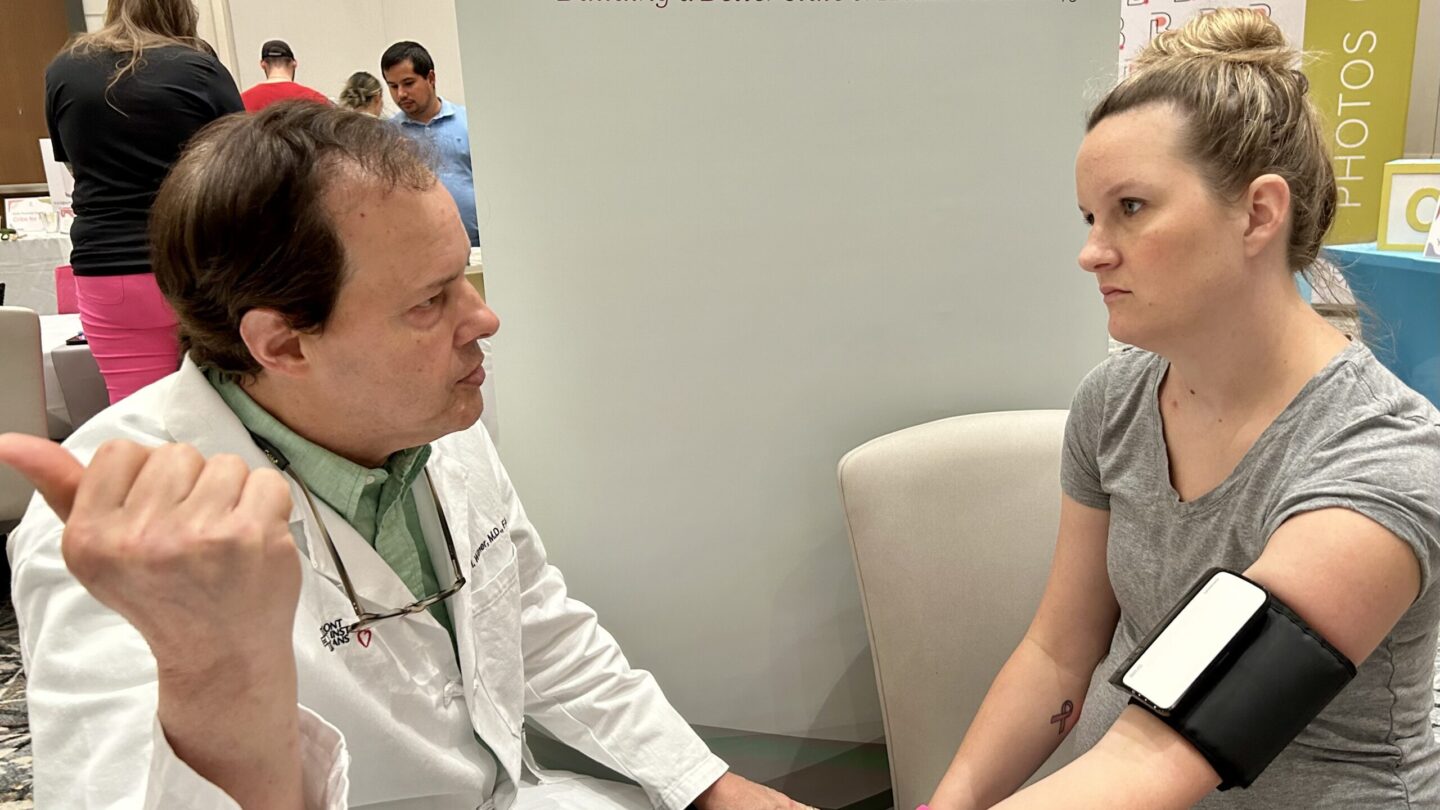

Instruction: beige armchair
[51,343,110,430]
[0,306,48,534]
[838,410,1076,809]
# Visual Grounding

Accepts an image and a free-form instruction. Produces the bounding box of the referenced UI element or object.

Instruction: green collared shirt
[207,370,454,636]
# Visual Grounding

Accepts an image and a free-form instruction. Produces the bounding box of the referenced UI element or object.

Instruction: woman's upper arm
[1246,411,1439,665]
[1246,507,1420,665]
[1026,493,1119,677]
[1042,507,1423,807]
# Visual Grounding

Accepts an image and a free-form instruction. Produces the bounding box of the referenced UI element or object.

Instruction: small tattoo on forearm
[1050,700,1075,735]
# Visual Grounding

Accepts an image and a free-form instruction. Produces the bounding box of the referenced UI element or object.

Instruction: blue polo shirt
[394,99,480,246]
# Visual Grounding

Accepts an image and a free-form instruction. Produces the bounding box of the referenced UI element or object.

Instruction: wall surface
[82,0,1435,154]
[1407,0,1440,156]
[456,0,1113,742]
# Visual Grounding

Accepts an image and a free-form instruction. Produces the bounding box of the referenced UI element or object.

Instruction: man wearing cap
[241,39,331,113]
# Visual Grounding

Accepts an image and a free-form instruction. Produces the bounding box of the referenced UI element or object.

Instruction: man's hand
[0,434,300,666]
[693,772,817,810]
[0,433,306,809]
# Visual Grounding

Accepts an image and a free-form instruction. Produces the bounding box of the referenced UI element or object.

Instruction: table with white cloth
[39,313,84,439]
[0,234,70,315]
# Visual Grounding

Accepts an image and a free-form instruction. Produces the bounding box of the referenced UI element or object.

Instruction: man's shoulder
[62,376,180,459]
[433,420,500,470]
[298,83,330,103]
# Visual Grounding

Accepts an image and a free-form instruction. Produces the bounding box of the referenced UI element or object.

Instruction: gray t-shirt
[1063,342,1440,808]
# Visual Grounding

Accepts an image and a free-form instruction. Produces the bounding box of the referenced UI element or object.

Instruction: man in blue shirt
[382,41,480,246]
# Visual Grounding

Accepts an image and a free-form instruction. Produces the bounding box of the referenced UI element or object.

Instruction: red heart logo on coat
[357,629,373,648]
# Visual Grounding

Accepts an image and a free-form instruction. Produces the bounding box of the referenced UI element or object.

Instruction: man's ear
[1243,173,1292,261]
[239,309,308,378]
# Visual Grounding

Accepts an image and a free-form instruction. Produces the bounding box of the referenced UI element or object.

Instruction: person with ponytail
[923,10,1440,809]
[338,70,384,116]
[45,0,243,404]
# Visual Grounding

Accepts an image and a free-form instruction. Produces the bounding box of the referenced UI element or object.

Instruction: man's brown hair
[150,101,435,377]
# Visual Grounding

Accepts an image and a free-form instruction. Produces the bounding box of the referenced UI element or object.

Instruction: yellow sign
[1377,159,1440,251]
[1304,0,1420,245]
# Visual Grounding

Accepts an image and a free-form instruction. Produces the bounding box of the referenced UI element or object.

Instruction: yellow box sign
[1377,160,1440,251]
[1304,0,1420,245]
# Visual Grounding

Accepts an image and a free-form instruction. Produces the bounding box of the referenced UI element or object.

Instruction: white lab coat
[8,358,728,809]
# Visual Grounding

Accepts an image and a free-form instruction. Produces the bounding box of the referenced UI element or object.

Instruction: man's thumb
[0,433,83,521]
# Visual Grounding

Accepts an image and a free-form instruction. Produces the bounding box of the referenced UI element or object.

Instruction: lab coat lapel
[426,448,526,786]
[159,358,424,617]
[159,359,310,534]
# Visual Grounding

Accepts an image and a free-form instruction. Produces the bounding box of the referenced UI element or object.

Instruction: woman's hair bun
[1135,8,1295,72]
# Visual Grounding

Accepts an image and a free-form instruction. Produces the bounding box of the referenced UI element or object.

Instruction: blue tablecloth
[1324,243,1440,408]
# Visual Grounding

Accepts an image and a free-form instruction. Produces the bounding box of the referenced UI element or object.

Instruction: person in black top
[45,0,242,404]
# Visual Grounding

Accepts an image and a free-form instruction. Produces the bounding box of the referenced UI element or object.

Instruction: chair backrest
[51,344,109,430]
[0,307,48,527]
[838,410,1074,809]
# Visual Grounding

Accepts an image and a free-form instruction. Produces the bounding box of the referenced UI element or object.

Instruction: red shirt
[240,81,330,112]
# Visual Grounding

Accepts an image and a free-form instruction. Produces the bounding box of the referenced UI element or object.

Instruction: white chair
[51,343,110,430]
[837,410,1075,810]
[0,307,48,534]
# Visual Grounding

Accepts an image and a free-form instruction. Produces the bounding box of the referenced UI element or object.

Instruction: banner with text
[1305,0,1420,244]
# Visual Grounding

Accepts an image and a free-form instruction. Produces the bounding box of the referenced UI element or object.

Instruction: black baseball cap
[260,40,294,60]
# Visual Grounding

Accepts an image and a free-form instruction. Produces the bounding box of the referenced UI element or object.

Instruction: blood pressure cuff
[1110,569,1357,790]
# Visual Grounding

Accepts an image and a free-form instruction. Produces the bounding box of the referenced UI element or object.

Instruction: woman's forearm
[927,636,1097,810]
[989,706,1220,810]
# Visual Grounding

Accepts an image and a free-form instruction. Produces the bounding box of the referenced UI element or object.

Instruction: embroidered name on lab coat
[471,517,508,568]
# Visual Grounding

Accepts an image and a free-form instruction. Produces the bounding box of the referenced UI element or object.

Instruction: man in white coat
[0,103,807,810]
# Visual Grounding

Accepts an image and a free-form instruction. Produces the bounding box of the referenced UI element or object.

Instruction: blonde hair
[1090,9,1335,275]
[66,0,203,90]
[338,71,383,112]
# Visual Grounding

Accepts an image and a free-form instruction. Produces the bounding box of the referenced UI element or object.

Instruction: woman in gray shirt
[924,10,1440,809]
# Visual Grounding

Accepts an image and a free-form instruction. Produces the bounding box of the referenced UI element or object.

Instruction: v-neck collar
[1146,340,1365,513]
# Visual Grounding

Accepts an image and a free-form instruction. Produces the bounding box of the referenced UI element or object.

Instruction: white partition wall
[456,0,1113,751]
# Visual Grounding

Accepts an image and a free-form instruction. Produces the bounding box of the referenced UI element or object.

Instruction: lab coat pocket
[468,536,525,739]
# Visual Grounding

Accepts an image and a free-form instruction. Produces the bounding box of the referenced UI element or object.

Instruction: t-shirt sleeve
[1264,412,1440,596]
[1061,359,1110,510]
[200,56,245,117]
[44,59,68,163]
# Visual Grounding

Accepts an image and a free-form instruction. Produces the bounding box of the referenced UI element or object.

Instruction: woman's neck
[1158,281,1349,421]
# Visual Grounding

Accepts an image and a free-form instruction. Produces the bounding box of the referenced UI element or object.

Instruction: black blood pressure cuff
[1110,569,1357,790]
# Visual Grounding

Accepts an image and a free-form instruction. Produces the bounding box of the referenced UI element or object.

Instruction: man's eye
[1121,199,1144,216]
[1081,212,1094,226]
[415,294,442,310]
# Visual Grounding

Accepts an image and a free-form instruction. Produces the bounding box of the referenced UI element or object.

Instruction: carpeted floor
[0,604,30,808]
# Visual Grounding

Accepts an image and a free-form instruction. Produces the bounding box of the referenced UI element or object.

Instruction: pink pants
[75,273,181,404]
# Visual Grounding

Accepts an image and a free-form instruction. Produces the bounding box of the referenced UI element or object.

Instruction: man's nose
[456,280,500,346]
